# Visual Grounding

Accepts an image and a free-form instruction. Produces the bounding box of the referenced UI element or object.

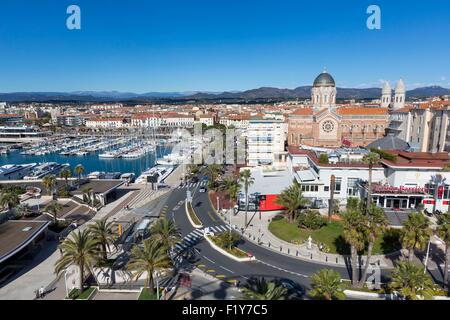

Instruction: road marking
[197,264,206,268]
[203,255,216,264]
[206,269,215,273]
[257,260,309,278]
[216,275,226,279]
[207,211,218,222]
[219,265,235,274]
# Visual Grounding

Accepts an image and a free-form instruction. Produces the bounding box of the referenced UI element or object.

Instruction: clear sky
[0,0,449,92]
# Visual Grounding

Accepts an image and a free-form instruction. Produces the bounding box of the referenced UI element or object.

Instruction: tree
[362,152,381,211]
[309,269,346,300]
[389,261,435,300]
[241,277,287,300]
[215,231,240,251]
[205,164,222,190]
[42,174,57,198]
[74,164,85,186]
[219,177,241,203]
[88,219,117,262]
[358,205,388,288]
[240,169,255,228]
[318,153,329,164]
[150,217,182,251]
[82,187,94,206]
[436,213,450,288]
[275,180,309,223]
[401,212,432,262]
[45,202,63,225]
[59,168,72,187]
[0,191,20,211]
[127,238,172,294]
[55,230,99,291]
[342,208,367,287]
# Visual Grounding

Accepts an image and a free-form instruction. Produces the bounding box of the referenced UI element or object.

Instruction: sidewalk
[218,209,398,269]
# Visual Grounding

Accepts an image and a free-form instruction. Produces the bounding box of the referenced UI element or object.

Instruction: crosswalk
[176,181,208,189]
[172,225,232,255]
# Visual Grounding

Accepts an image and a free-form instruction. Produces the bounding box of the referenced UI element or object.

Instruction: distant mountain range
[1,86,449,103]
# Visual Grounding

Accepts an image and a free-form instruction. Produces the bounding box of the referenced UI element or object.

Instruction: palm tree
[150,217,182,250]
[74,164,85,186]
[275,180,309,223]
[362,152,380,211]
[389,261,435,300]
[437,213,450,288]
[127,238,172,294]
[205,164,222,190]
[219,177,241,203]
[55,230,99,291]
[59,168,72,187]
[42,174,57,198]
[309,269,346,300]
[45,202,63,225]
[401,212,432,261]
[358,205,388,288]
[241,277,287,300]
[342,208,367,287]
[88,219,117,262]
[82,187,94,206]
[0,191,20,211]
[240,169,255,228]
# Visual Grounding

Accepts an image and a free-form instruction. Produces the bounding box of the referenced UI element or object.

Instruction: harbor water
[0,146,171,178]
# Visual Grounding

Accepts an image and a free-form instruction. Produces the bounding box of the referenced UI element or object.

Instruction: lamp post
[423,238,432,274]
[155,272,160,300]
[217,196,220,212]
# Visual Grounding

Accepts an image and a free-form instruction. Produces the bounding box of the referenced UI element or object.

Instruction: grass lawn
[67,287,96,300]
[210,235,249,258]
[268,216,401,255]
[138,288,159,300]
[187,202,202,226]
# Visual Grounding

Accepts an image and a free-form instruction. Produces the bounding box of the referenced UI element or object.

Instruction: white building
[161,113,195,128]
[85,117,128,129]
[246,116,287,168]
[131,113,162,127]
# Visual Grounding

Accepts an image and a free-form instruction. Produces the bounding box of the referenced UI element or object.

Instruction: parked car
[199,187,207,193]
[278,279,305,300]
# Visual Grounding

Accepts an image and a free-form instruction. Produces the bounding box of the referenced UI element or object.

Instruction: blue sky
[0,0,449,92]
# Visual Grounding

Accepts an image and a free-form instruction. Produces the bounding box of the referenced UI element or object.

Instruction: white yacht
[135,164,174,184]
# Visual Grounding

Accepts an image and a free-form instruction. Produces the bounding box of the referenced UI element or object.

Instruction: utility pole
[328,175,335,221]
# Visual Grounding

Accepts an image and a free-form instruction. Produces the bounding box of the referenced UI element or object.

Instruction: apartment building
[85,117,129,129]
[246,115,287,167]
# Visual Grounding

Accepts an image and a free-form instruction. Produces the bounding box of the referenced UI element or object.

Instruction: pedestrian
[39,286,45,298]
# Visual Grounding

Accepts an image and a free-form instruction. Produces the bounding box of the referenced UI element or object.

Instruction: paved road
[161,171,447,294]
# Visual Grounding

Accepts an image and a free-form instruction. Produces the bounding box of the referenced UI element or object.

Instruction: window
[347,178,359,196]
[324,186,330,192]
[334,177,342,194]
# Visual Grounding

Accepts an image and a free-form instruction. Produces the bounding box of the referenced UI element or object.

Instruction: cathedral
[288,70,390,148]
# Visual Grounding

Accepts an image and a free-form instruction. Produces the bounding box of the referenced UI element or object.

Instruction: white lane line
[219,265,235,274]
[257,260,309,278]
[203,255,216,264]
[193,230,204,236]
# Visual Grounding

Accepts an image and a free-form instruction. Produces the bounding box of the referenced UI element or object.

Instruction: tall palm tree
[0,191,20,211]
[45,202,63,225]
[59,168,72,187]
[88,218,117,262]
[127,238,172,294]
[358,205,388,288]
[342,208,367,287]
[240,169,255,228]
[150,217,182,250]
[362,152,380,211]
[241,277,287,300]
[219,177,241,203]
[275,180,309,223]
[74,164,85,186]
[401,212,432,261]
[437,213,450,288]
[389,261,435,300]
[42,174,57,198]
[55,230,99,291]
[309,269,346,300]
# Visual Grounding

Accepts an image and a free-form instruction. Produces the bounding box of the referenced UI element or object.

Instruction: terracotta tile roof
[336,107,388,116]
[291,108,313,116]
[391,107,412,113]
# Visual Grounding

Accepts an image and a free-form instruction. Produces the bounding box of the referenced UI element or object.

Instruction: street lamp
[217,196,220,212]
[423,238,432,274]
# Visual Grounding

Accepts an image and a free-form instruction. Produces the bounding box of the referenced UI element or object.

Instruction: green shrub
[319,153,329,164]
[214,231,240,249]
[297,210,327,230]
